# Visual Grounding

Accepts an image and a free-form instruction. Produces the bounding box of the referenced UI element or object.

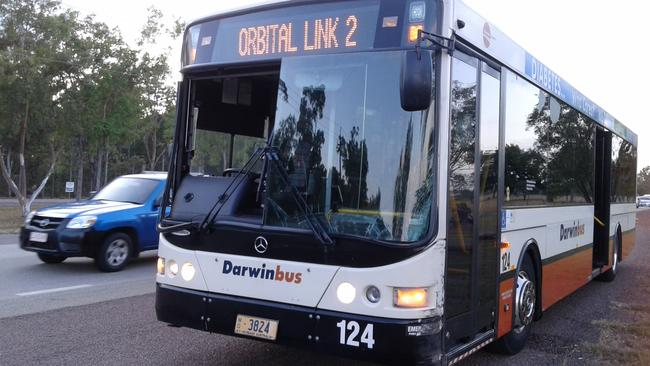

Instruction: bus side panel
[541,246,592,311]
[611,204,636,261]
[496,274,514,337]
[622,229,636,260]
[501,206,595,311]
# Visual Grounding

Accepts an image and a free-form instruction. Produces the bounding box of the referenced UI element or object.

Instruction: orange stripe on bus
[621,230,635,260]
[541,247,592,310]
[497,276,514,338]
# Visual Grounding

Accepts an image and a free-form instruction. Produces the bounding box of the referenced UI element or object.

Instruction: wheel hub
[106,239,128,266]
[514,270,535,332]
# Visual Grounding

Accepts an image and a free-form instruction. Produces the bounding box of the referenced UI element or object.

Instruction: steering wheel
[222,168,242,177]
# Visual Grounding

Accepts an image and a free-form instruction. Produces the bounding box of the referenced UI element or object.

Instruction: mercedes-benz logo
[39,219,50,228]
[254,236,269,254]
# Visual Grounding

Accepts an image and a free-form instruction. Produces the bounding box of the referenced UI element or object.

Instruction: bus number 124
[336,320,375,349]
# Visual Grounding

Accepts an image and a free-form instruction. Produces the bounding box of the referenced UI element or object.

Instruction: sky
[61,0,649,171]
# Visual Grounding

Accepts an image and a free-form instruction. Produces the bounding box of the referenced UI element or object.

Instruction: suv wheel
[95,233,132,272]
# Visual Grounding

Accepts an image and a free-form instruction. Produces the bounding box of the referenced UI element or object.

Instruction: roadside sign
[65,181,75,193]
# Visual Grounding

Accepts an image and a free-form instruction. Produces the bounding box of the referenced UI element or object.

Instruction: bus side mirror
[400,50,433,112]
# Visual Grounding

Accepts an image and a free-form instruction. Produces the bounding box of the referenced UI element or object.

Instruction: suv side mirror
[400,50,433,112]
[153,196,162,209]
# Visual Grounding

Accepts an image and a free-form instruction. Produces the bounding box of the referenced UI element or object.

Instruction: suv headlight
[25,211,36,225]
[66,215,98,229]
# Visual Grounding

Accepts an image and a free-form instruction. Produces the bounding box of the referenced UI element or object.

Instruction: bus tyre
[37,253,66,264]
[597,236,619,282]
[95,233,132,272]
[492,254,536,355]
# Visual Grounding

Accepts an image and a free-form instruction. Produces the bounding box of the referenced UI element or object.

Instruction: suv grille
[30,216,65,230]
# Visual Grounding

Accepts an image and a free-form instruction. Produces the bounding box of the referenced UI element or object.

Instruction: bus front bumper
[156,283,443,365]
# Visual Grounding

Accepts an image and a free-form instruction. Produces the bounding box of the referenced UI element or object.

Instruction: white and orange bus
[155,0,637,364]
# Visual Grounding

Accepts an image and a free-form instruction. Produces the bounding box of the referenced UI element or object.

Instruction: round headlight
[168,260,178,276]
[181,262,195,281]
[365,285,381,303]
[336,282,356,304]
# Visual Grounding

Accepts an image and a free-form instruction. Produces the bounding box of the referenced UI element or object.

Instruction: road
[0,211,648,365]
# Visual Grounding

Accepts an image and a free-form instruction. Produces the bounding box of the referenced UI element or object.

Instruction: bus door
[593,128,612,267]
[444,51,501,348]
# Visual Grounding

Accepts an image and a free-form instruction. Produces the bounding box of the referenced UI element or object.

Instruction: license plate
[29,232,48,243]
[234,314,279,341]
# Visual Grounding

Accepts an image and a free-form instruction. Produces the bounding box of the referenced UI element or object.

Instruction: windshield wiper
[157,219,199,234]
[199,144,334,246]
[264,147,334,246]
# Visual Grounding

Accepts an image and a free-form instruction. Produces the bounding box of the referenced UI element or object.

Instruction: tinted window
[445,56,478,317]
[478,66,499,307]
[266,51,436,243]
[504,72,594,207]
[94,178,160,204]
[611,135,637,203]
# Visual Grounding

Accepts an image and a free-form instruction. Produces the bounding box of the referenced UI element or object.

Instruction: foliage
[0,0,183,213]
[638,166,650,195]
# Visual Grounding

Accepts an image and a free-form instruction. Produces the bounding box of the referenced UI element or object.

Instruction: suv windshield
[94,178,159,204]
[265,51,436,243]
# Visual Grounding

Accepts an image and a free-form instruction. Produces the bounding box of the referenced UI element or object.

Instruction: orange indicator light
[394,288,428,308]
[408,24,424,42]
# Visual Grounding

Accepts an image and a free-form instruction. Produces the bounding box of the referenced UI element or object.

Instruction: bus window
[266,51,435,243]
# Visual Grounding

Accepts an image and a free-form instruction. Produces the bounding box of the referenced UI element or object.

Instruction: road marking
[16,284,92,297]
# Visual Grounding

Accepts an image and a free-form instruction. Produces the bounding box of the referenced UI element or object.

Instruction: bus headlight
[336,282,356,304]
[181,262,195,281]
[168,260,178,277]
[394,287,428,308]
[157,257,165,275]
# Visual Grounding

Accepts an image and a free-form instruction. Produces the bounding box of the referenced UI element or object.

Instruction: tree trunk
[103,149,109,186]
[18,101,29,198]
[75,140,84,201]
[25,158,56,215]
[5,149,11,197]
[95,149,103,191]
[0,147,56,216]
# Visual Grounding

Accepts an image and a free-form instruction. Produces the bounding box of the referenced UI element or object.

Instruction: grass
[0,205,48,234]
[586,301,650,365]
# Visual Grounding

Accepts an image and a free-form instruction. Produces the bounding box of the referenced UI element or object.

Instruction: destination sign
[188,0,380,65]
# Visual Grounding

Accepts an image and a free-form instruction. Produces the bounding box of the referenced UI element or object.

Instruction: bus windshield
[266,51,436,243]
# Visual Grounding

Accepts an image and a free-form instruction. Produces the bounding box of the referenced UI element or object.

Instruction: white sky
[61,0,649,171]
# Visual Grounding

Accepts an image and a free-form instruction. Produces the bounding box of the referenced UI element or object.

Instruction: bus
[155,0,638,364]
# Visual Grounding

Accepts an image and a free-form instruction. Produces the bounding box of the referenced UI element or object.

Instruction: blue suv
[20,173,166,272]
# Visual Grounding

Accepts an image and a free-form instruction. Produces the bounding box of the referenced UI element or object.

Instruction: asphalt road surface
[0,211,648,365]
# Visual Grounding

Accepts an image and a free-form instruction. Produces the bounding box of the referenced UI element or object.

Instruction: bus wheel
[597,234,619,282]
[492,254,536,354]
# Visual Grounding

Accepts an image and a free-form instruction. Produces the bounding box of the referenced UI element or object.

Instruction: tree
[136,7,183,171]
[638,166,650,195]
[0,0,79,214]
